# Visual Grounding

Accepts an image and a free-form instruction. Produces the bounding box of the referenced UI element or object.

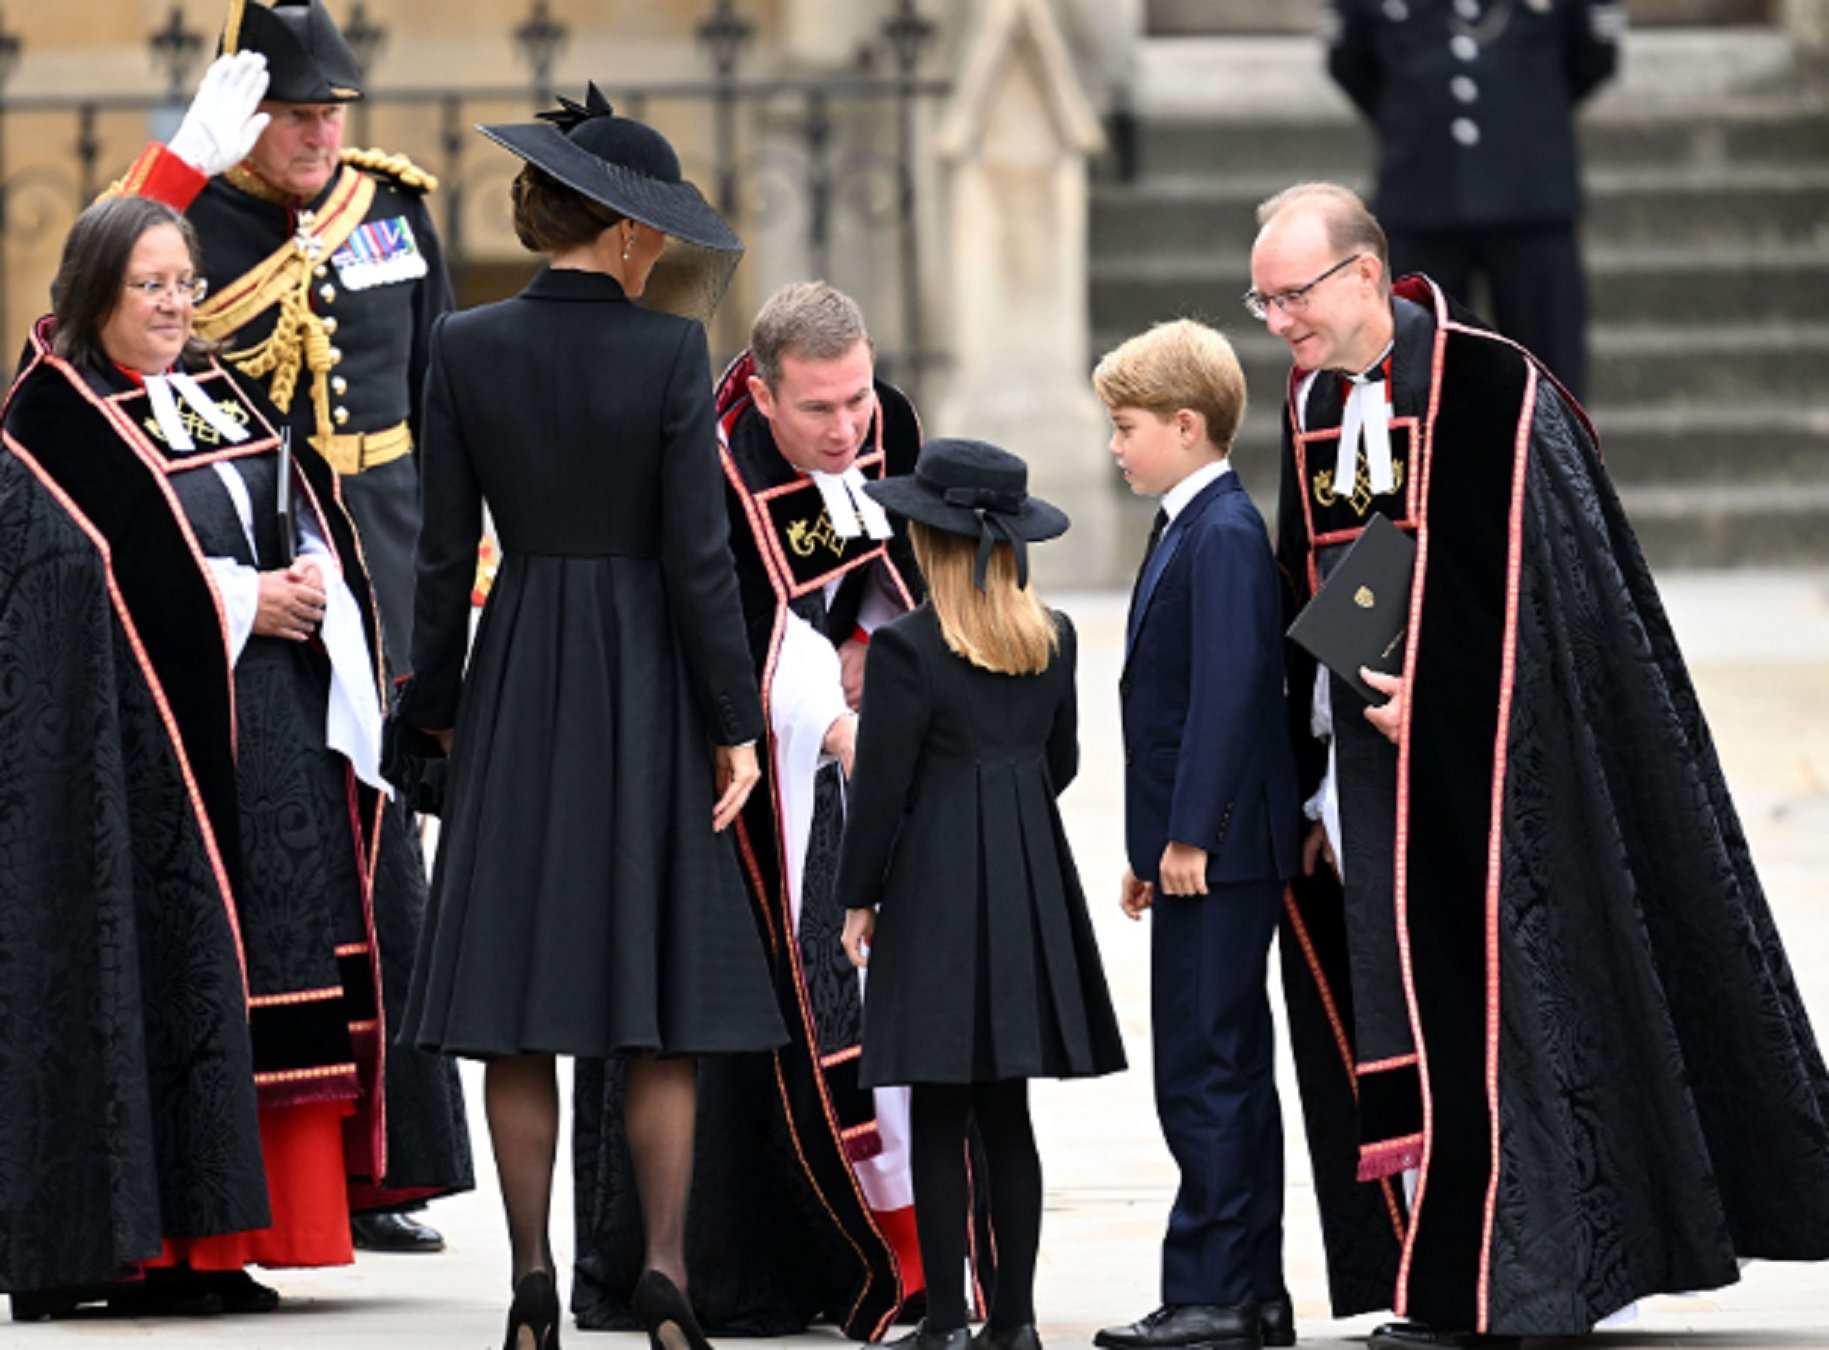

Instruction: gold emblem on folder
[1354,587,1375,609]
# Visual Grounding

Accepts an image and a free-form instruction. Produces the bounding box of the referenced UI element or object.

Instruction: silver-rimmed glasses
[124,275,210,303]
[1242,254,1362,321]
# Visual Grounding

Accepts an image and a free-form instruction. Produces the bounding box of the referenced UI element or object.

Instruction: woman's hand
[253,560,327,641]
[713,741,760,832]
[842,907,876,969]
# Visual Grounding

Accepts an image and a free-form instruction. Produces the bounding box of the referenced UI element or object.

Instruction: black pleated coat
[401,267,781,1059]
[835,604,1125,1086]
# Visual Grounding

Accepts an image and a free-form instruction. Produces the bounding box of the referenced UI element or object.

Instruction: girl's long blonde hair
[911,520,1058,676]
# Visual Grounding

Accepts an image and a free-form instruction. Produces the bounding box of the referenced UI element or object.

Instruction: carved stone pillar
[935,0,1117,587]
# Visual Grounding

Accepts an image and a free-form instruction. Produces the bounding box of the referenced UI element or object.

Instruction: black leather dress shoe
[350,1210,445,1252]
[1259,1292,1295,1347]
[972,1323,1043,1350]
[1368,1322,1519,1349]
[889,1322,973,1350]
[1095,1303,1263,1349]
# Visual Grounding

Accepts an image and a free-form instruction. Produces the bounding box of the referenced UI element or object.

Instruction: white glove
[168,52,272,177]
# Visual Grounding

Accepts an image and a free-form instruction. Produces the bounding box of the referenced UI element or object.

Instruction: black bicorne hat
[229,0,364,103]
[477,84,742,254]
[865,438,1069,591]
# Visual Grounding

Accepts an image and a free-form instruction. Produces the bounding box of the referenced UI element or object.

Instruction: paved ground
[9,572,1828,1350]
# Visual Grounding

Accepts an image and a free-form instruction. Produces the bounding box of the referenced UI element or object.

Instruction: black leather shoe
[1259,1293,1295,1347]
[889,1323,972,1350]
[1095,1303,1263,1349]
[351,1210,446,1252]
[632,1269,711,1350]
[195,1270,281,1313]
[1368,1322,1519,1349]
[10,1289,97,1321]
[104,1270,224,1317]
[972,1325,1042,1350]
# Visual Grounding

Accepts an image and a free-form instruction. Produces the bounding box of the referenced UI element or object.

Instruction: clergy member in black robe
[1254,185,1829,1343]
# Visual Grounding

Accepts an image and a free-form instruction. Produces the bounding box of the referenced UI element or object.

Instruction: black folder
[1287,512,1416,703]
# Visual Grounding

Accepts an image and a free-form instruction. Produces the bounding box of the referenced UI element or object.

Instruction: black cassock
[1275,277,1829,1336]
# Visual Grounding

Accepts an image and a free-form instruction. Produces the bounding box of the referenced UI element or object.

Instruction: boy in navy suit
[1092,320,1301,1350]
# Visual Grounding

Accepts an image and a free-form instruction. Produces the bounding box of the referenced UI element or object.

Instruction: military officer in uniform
[113,0,471,1253]
[1326,0,1625,399]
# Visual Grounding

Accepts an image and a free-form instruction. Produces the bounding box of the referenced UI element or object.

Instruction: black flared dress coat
[401,267,783,1059]
[835,605,1125,1086]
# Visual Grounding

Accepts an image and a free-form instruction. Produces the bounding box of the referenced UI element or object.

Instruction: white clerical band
[1335,369,1395,499]
[144,371,251,451]
[809,466,894,541]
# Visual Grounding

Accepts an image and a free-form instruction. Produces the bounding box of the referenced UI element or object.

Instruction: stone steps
[1093,245,1829,329]
[1095,324,1829,413]
[1090,168,1829,258]
[1088,54,1829,566]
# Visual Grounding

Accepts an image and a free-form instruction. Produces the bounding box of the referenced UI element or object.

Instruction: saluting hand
[712,741,760,833]
[254,559,327,642]
[841,906,875,969]
[169,52,272,178]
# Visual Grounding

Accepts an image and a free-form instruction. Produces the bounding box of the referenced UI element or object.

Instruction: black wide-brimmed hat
[477,85,741,254]
[866,438,1069,589]
[226,0,364,103]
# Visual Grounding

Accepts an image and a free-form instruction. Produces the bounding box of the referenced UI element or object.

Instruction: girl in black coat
[399,89,782,1350]
[838,440,1126,1350]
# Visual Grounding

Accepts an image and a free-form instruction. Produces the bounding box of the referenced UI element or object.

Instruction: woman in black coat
[399,87,783,1350]
[838,440,1127,1350]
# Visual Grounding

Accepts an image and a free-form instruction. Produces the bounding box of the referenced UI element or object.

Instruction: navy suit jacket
[1120,472,1300,886]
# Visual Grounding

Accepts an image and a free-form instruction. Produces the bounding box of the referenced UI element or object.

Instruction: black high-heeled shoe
[631,1269,712,1350]
[503,1269,560,1350]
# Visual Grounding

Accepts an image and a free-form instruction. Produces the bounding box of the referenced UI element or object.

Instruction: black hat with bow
[477,84,741,254]
[223,0,364,103]
[865,438,1069,591]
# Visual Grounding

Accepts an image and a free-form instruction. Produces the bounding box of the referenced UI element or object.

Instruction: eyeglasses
[124,276,209,303]
[1242,254,1363,321]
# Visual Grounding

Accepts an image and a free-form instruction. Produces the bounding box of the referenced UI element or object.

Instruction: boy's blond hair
[1092,319,1247,452]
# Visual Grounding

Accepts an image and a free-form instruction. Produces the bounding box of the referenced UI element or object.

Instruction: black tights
[486,1054,696,1291]
[910,1079,1041,1334]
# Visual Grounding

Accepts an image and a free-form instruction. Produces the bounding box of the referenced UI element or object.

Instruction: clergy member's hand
[842,907,876,969]
[1158,841,1210,897]
[837,636,869,711]
[713,741,760,833]
[1361,666,1405,744]
[169,52,271,177]
[823,712,858,778]
[254,560,327,641]
[1120,867,1154,920]
[1302,819,1339,879]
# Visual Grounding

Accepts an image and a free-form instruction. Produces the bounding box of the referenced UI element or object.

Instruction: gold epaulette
[340,146,439,194]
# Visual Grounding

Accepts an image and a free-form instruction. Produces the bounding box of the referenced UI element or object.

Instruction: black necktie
[1131,507,1169,608]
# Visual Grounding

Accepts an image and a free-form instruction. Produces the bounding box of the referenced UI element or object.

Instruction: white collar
[1161,457,1232,523]
[806,465,893,540]
[142,369,251,452]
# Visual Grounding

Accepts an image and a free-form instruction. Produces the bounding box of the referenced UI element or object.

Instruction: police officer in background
[1326,0,1624,399]
[115,0,472,1254]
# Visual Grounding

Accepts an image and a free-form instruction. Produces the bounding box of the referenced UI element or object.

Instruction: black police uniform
[1327,0,1623,398]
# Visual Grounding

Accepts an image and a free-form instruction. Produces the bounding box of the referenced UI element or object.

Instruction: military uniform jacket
[1327,0,1622,229]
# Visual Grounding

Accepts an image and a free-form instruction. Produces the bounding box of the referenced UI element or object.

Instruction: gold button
[328,346,343,365]
[319,284,337,303]
[323,316,339,335]
[332,376,348,395]
[314,265,328,279]
[334,406,350,426]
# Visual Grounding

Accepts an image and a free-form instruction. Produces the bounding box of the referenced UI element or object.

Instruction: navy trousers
[1150,878,1285,1307]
